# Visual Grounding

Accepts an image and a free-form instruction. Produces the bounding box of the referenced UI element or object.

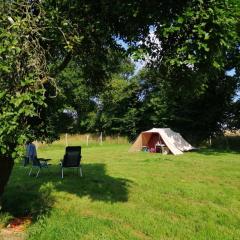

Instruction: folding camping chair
[60,146,82,178]
[28,157,50,177]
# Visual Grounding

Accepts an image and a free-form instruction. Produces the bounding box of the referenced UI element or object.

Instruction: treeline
[50,55,240,144]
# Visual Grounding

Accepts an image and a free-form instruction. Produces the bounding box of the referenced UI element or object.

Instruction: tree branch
[51,53,72,78]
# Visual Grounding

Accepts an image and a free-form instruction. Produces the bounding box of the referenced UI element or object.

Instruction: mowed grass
[1,142,240,240]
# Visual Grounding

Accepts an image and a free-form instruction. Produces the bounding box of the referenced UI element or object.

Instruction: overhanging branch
[51,52,72,78]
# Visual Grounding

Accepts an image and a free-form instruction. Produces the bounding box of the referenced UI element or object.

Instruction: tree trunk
[0,155,14,199]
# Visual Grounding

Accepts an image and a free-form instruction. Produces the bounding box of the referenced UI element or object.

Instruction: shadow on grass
[143,157,173,163]
[1,163,131,221]
[56,163,130,203]
[197,148,240,156]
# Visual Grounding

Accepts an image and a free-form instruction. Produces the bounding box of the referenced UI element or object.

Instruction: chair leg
[79,166,83,177]
[29,167,33,176]
[36,168,40,178]
[61,168,64,179]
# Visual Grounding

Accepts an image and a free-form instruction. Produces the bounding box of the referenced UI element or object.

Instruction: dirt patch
[0,229,26,240]
[0,217,31,240]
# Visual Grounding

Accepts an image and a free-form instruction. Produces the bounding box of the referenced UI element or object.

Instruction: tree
[0,1,51,198]
[141,0,240,142]
[94,59,140,139]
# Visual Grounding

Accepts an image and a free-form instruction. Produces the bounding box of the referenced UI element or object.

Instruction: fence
[52,133,129,147]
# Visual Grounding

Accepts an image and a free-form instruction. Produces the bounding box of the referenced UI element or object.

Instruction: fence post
[65,133,68,147]
[35,140,39,150]
[100,132,103,145]
[86,135,89,147]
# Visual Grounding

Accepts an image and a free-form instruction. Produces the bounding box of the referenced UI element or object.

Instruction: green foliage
[0,0,132,158]
[52,57,140,139]
[142,0,240,142]
[224,100,240,130]
[0,2,49,158]
[155,0,239,70]
[55,61,96,133]
[93,60,141,139]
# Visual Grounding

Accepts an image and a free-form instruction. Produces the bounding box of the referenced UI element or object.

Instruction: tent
[129,128,195,155]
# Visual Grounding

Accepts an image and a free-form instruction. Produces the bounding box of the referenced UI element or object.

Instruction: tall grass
[36,134,129,149]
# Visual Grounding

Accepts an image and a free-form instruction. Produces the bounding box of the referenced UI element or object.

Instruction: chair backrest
[32,157,41,167]
[23,156,29,166]
[62,146,81,167]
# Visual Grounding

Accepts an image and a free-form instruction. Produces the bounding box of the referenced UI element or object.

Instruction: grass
[1,142,240,240]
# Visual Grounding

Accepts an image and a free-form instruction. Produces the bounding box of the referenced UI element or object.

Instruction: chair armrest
[38,158,51,167]
[38,158,51,162]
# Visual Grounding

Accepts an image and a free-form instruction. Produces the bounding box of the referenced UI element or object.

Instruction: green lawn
[1,143,240,240]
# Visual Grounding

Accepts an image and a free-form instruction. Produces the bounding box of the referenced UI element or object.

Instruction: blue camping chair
[28,157,50,177]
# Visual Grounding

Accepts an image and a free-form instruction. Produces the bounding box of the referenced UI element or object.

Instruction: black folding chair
[60,146,82,178]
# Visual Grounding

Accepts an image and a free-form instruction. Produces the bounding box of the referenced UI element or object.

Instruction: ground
[0,142,240,240]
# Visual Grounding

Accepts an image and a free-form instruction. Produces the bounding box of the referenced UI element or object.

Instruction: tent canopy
[129,128,195,155]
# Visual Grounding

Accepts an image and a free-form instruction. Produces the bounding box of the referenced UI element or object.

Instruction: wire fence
[36,133,129,148]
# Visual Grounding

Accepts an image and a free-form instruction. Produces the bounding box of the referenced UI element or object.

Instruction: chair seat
[28,158,51,177]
